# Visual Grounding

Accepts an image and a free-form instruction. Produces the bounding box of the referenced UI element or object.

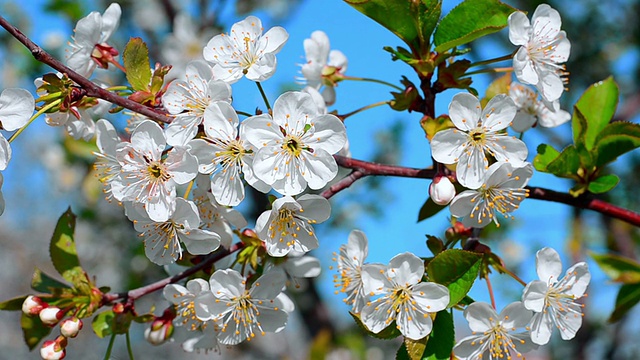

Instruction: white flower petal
[449,93,482,131]
[536,247,563,284]
[0,88,34,131]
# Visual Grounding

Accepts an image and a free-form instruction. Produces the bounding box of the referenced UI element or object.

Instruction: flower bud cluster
[22,296,83,360]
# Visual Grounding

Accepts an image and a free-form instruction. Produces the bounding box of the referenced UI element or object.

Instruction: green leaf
[418,197,446,222]
[545,145,581,178]
[49,208,85,286]
[123,37,152,92]
[533,144,560,172]
[426,236,444,255]
[404,336,428,360]
[417,0,442,48]
[92,310,115,338]
[433,0,516,53]
[21,312,52,350]
[31,267,70,293]
[427,249,482,307]
[588,174,619,194]
[593,122,640,167]
[592,253,640,284]
[0,295,28,311]
[423,311,455,360]
[344,0,421,49]
[349,312,402,339]
[573,76,619,150]
[609,283,640,323]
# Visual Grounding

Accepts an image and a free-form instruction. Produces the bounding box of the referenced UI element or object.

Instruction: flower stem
[183,179,195,199]
[256,82,271,111]
[8,99,61,143]
[343,76,403,91]
[462,67,513,77]
[236,110,253,117]
[104,333,116,360]
[485,274,497,310]
[468,52,515,68]
[339,100,390,120]
[500,265,527,286]
[126,331,135,360]
[110,58,127,73]
[106,85,130,92]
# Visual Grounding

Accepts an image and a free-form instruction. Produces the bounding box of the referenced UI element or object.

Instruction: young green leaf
[418,197,446,222]
[49,208,85,286]
[427,249,482,307]
[593,122,640,167]
[417,0,442,49]
[592,253,640,284]
[92,310,115,338]
[573,76,619,150]
[344,0,421,49]
[545,145,581,178]
[533,144,561,172]
[609,283,640,323]
[349,312,402,339]
[123,37,152,92]
[423,311,455,360]
[0,295,28,311]
[31,267,70,293]
[21,312,52,350]
[404,336,428,360]
[433,0,516,53]
[587,174,619,194]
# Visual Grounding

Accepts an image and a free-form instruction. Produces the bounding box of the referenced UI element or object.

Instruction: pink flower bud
[60,317,83,338]
[429,176,456,205]
[22,295,45,316]
[39,307,62,326]
[144,319,174,346]
[40,336,66,360]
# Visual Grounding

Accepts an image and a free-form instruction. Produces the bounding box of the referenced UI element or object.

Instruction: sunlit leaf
[573,76,619,150]
[123,37,152,92]
[49,208,85,287]
[587,174,619,194]
[427,249,482,307]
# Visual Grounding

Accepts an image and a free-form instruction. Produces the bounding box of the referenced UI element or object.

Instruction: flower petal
[449,93,481,131]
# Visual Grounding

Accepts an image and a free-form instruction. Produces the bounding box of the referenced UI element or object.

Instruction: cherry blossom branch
[101,242,245,304]
[0,15,174,124]
[332,155,640,227]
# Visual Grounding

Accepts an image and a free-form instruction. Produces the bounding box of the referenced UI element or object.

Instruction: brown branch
[0,15,173,124]
[321,170,366,199]
[101,242,245,304]
[333,155,640,227]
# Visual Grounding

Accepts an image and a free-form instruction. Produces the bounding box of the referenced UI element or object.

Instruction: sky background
[0,0,637,358]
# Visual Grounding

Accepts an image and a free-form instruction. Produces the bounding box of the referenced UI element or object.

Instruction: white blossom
[255,194,330,257]
[509,4,570,103]
[195,269,288,345]
[453,302,536,360]
[522,247,590,345]
[203,15,289,83]
[301,30,348,105]
[509,82,570,132]
[429,176,456,206]
[125,199,221,266]
[93,119,121,200]
[67,3,122,77]
[162,60,232,147]
[0,88,35,131]
[162,12,214,79]
[431,93,528,189]
[360,252,449,340]
[450,162,532,228]
[111,120,198,222]
[243,91,347,195]
[188,101,269,206]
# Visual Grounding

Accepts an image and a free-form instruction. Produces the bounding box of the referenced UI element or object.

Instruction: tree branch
[101,242,244,304]
[0,15,174,124]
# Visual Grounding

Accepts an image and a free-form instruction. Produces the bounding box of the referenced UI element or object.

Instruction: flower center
[469,129,486,144]
[282,135,304,158]
[147,161,171,182]
[482,324,522,359]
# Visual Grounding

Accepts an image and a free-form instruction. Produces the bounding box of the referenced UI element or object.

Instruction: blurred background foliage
[0,0,639,359]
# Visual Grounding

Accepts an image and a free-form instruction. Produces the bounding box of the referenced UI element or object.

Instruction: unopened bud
[60,317,83,338]
[22,295,45,316]
[39,307,62,326]
[40,336,67,360]
[429,176,456,205]
[144,319,174,345]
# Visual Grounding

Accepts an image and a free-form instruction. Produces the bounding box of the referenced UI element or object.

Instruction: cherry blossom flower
[192,175,247,248]
[453,301,536,360]
[522,247,591,345]
[125,199,221,266]
[255,194,331,257]
[431,93,528,189]
[93,119,121,200]
[162,12,214,79]
[449,162,532,228]
[360,252,449,340]
[0,88,35,131]
[301,30,348,105]
[67,3,122,77]
[203,15,289,83]
[265,253,322,290]
[429,176,456,206]
[243,91,347,195]
[509,4,570,103]
[334,229,381,314]
[162,60,232,147]
[112,120,198,222]
[509,82,570,132]
[195,269,288,345]
[188,101,269,206]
